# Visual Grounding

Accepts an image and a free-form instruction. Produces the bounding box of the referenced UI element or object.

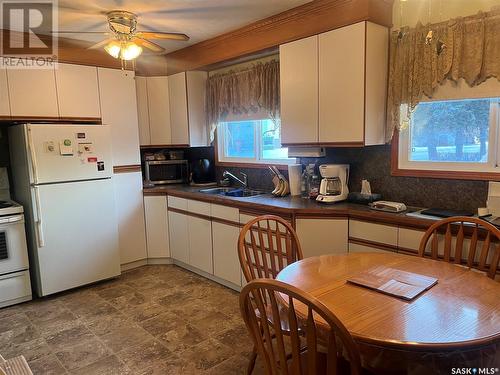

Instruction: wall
[393,0,500,28]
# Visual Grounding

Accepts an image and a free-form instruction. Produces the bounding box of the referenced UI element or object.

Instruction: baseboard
[120,259,148,272]
[147,258,174,265]
[172,260,241,292]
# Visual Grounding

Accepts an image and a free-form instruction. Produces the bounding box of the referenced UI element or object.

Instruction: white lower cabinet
[296,218,348,257]
[348,219,398,253]
[212,204,241,286]
[168,210,189,264]
[113,172,148,265]
[144,196,170,259]
[398,228,425,254]
[188,215,213,273]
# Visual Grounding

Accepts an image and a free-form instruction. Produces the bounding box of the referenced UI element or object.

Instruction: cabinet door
[147,76,171,145]
[7,67,59,117]
[144,195,169,258]
[55,64,100,118]
[135,76,150,145]
[98,68,140,166]
[212,222,240,285]
[113,171,147,265]
[186,71,208,146]
[188,216,213,274]
[168,72,189,145]
[168,211,189,264]
[280,36,318,144]
[0,68,10,117]
[296,218,348,257]
[319,22,365,143]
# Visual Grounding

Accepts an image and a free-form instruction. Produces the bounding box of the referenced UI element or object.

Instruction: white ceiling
[54,0,312,54]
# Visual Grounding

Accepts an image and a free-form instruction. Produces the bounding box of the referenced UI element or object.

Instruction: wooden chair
[238,215,304,374]
[240,278,362,375]
[238,215,303,282]
[418,216,500,279]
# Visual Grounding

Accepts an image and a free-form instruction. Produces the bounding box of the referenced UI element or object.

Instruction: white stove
[0,199,32,308]
[0,200,24,217]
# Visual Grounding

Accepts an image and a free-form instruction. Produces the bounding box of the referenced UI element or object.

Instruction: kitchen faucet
[222,170,248,188]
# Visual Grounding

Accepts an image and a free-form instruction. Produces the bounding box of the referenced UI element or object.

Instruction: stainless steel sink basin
[199,187,264,197]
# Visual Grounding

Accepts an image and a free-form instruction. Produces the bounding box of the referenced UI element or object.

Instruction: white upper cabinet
[319,23,365,144]
[98,67,140,166]
[169,71,208,146]
[169,72,190,145]
[7,65,59,117]
[280,22,388,146]
[185,71,208,146]
[147,76,171,145]
[135,76,151,145]
[0,68,10,117]
[55,63,100,118]
[280,36,319,145]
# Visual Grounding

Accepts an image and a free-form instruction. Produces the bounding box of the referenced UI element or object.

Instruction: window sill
[391,132,500,181]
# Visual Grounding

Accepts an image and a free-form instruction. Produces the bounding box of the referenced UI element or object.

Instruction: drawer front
[296,218,348,258]
[398,228,425,254]
[349,242,396,254]
[349,220,398,246]
[0,270,31,306]
[167,196,187,210]
[211,204,239,222]
[187,199,211,216]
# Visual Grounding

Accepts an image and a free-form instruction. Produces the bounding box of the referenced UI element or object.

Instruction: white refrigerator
[9,124,120,296]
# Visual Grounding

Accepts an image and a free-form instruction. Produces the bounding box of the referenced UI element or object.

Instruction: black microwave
[144,160,188,185]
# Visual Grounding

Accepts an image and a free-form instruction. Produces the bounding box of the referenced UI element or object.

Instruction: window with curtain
[207,59,294,164]
[388,9,500,177]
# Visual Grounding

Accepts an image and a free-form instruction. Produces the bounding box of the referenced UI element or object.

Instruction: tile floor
[0,265,265,374]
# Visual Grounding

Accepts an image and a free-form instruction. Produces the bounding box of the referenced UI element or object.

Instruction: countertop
[144,185,435,230]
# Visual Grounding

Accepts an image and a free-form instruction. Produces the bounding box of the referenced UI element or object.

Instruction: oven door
[147,162,187,185]
[0,215,29,275]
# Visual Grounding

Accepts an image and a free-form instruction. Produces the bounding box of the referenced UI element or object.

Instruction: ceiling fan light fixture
[120,41,143,60]
[104,40,121,58]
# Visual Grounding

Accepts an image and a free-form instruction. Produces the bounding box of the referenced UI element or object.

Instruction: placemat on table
[347,266,438,301]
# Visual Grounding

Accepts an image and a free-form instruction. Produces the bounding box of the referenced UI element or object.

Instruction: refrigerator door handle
[27,127,39,184]
[34,186,45,248]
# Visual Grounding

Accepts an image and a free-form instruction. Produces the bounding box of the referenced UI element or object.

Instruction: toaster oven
[144,160,188,185]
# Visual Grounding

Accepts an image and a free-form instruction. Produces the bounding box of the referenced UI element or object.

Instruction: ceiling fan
[55,10,189,61]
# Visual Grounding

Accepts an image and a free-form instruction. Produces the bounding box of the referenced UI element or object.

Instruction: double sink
[199,187,264,198]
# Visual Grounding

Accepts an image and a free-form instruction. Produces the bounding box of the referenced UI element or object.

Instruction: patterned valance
[387,9,500,143]
[206,59,280,141]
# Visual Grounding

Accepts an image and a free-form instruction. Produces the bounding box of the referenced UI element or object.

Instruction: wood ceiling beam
[165,0,394,75]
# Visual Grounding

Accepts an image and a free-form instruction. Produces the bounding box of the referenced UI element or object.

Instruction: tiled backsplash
[299,145,487,212]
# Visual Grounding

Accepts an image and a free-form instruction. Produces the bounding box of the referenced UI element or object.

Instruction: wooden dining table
[276,252,500,374]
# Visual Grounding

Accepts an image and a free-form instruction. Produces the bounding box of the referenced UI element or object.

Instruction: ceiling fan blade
[135,31,189,41]
[88,38,114,50]
[133,38,166,53]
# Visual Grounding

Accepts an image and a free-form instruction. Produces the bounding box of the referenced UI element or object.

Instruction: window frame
[392,78,500,181]
[216,114,296,167]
